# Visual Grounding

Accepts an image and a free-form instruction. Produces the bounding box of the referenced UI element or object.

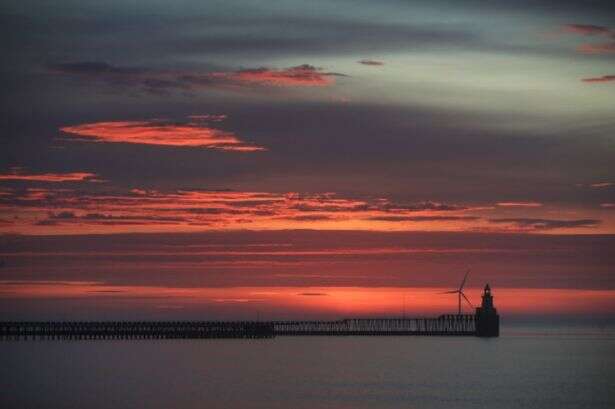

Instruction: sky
[1,0,614,321]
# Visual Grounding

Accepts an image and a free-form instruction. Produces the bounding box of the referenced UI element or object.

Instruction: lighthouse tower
[475,284,500,337]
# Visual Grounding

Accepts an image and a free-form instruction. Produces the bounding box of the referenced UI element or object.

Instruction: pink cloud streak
[0,168,102,183]
[60,118,266,151]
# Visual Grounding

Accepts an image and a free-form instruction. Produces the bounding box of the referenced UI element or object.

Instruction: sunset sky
[1,0,614,321]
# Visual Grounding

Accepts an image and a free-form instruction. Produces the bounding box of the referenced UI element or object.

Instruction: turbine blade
[459,268,470,290]
[461,292,473,308]
[439,290,459,294]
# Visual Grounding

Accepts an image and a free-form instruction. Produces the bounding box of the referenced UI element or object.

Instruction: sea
[1,325,614,409]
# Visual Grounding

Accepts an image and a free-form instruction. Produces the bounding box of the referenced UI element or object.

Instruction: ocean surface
[2,326,614,409]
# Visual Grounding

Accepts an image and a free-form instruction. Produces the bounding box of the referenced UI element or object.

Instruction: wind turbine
[441,269,473,315]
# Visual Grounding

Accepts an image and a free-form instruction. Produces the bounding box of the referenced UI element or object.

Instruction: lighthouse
[475,284,500,337]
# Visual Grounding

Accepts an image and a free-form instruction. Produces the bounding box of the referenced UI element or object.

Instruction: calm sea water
[2,327,614,409]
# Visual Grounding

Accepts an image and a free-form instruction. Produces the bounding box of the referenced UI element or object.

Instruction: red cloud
[577,42,615,54]
[0,168,101,182]
[562,24,612,36]
[217,64,342,87]
[582,75,615,83]
[558,24,615,56]
[60,118,266,151]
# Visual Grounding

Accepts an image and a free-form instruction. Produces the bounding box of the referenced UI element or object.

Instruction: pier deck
[0,315,476,340]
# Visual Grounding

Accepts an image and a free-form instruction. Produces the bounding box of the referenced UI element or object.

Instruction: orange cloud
[0,168,101,182]
[60,118,266,151]
[1,187,608,235]
[0,188,484,234]
[496,202,542,207]
[217,64,343,87]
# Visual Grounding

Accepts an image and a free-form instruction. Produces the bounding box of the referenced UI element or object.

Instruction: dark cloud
[48,61,144,76]
[289,203,369,213]
[582,75,615,83]
[562,24,612,36]
[378,201,467,212]
[288,200,465,213]
[283,215,333,221]
[88,290,124,293]
[488,218,600,230]
[49,211,76,219]
[368,216,480,222]
[47,62,346,94]
[358,59,384,66]
[46,62,190,93]
[298,293,329,296]
[38,210,188,226]
[34,220,58,226]
[81,213,186,222]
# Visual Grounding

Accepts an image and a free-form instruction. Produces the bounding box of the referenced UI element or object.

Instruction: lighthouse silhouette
[475,284,500,337]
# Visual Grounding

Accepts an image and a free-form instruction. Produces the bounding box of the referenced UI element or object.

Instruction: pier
[0,321,276,340]
[1,285,499,340]
[274,315,476,336]
[0,315,475,340]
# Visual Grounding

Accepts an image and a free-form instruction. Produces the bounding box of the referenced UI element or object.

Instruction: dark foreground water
[2,328,614,409]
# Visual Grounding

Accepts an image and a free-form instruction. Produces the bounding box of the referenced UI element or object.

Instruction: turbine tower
[441,269,473,315]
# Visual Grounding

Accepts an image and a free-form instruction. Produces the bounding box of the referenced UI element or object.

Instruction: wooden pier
[0,315,476,340]
[0,321,276,340]
[274,315,476,336]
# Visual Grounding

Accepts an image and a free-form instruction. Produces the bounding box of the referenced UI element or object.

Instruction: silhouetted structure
[475,284,500,337]
[441,269,472,314]
[274,315,476,335]
[1,285,500,340]
[0,321,275,340]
